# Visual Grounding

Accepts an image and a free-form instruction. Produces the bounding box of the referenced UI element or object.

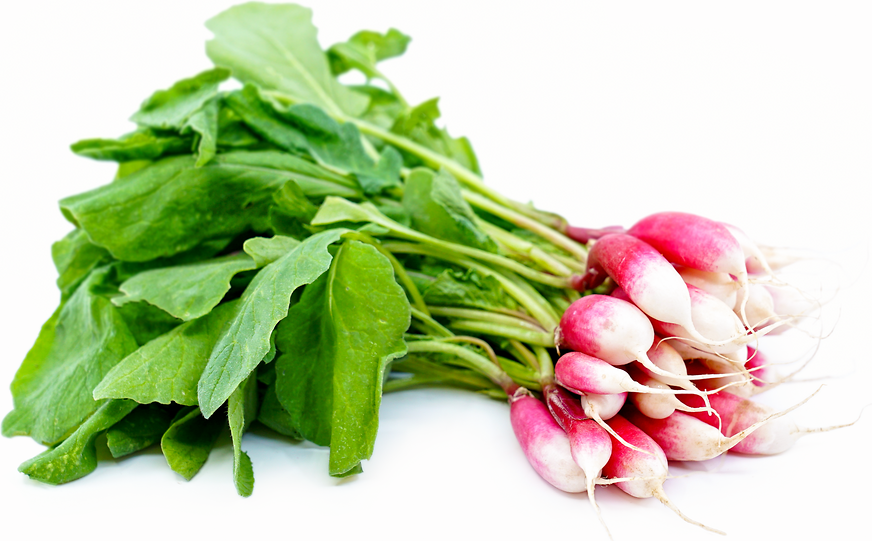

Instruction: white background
[1,1,870,540]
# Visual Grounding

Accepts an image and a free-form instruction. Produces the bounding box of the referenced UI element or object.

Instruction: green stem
[447,320,555,347]
[405,340,516,393]
[507,340,541,374]
[427,306,546,332]
[350,118,569,227]
[533,346,555,382]
[477,219,573,276]
[382,241,559,330]
[464,190,587,262]
[410,306,453,337]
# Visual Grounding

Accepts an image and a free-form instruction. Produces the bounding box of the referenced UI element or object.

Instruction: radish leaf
[205,2,369,118]
[402,168,497,252]
[274,240,410,476]
[228,373,259,497]
[113,253,256,320]
[2,267,139,446]
[93,301,240,406]
[197,228,349,418]
[130,67,230,131]
[19,399,138,485]
[161,407,224,481]
[105,404,176,458]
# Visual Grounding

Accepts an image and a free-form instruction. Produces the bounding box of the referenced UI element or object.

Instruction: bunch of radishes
[506,211,827,536]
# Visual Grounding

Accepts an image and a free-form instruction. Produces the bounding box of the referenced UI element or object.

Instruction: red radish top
[628,211,745,278]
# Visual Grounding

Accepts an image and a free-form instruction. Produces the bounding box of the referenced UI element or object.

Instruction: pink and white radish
[628,212,747,283]
[653,284,757,355]
[676,266,739,308]
[543,384,613,532]
[581,392,627,421]
[677,388,837,455]
[627,212,754,330]
[509,390,587,492]
[558,294,697,382]
[623,403,808,461]
[555,352,706,399]
[625,366,714,420]
[601,414,722,534]
[574,233,734,348]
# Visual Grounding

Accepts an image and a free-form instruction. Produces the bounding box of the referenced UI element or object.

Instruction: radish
[676,266,739,308]
[555,352,707,398]
[745,346,774,388]
[652,284,755,355]
[601,414,722,534]
[628,212,747,282]
[509,390,587,492]
[627,212,754,332]
[543,384,613,533]
[557,294,697,382]
[623,404,806,461]
[575,234,730,348]
[564,224,626,244]
[626,366,714,420]
[581,392,627,421]
[676,387,836,454]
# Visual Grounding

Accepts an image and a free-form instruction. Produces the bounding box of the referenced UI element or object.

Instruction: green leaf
[197,228,349,418]
[257,382,301,439]
[113,254,256,321]
[391,98,481,175]
[226,86,400,194]
[130,68,230,130]
[328,28,411,79]
[71,130,193,162]
[115,300,184,347]
[228,373,259,497]
[161,407,224,481]
[215,149,361,198]
[18,400,137,485]
[216,104,261,148]
[2,268,139,445]
[59,154,304,261]
[351,85,406,130]
[51,229,112,298]
[206,2,368,117]
[183,97,221,167]
[242,235,301,267]
[105,403,177,458]
[2,307,61,437]
[274,240,410,476]
[93,301,240,406]
[422,268,518,312]
[224,85,310,153]
[402,168,497,252]
[272,179,319,222]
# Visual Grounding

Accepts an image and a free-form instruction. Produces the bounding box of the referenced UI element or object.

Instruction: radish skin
[623,405,806,461]
[602,414,723,534]
[558,294,695,382]
[676,266,739,308]
[628,212,747,282]
[652,284,750,354]
[555,352,705,398]
[582,392,627,422]
[509,391,587,492]
[543,384,613,534]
